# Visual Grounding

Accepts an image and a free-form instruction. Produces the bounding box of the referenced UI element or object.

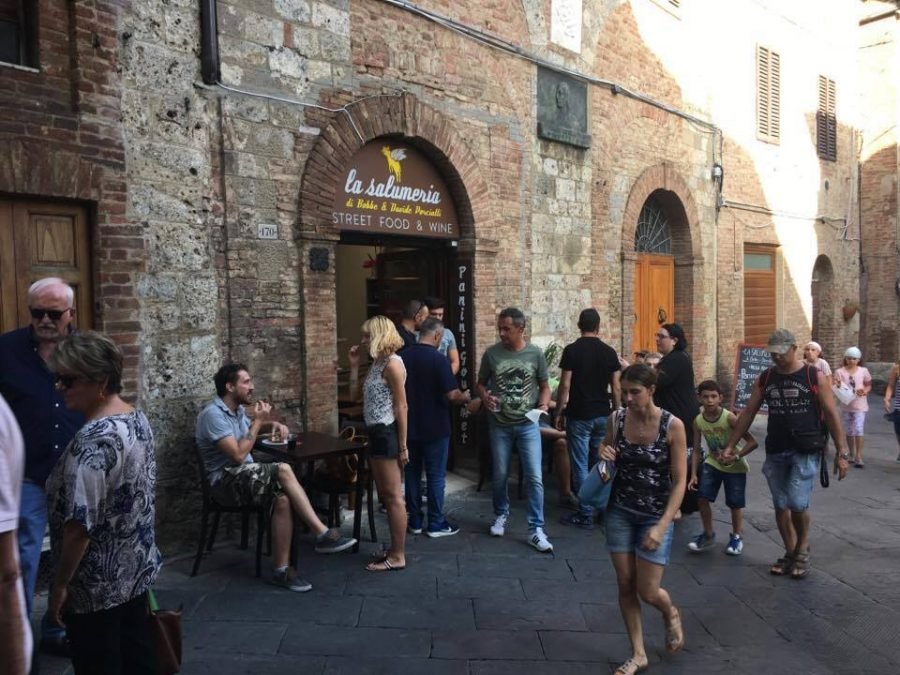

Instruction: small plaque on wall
[537,67,591,148]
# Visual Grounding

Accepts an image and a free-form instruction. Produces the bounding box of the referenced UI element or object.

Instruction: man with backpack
[721,328,849,579]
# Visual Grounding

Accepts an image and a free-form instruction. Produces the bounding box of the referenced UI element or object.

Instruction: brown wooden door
[633,253,674,356]
[743,244,776,344]
[0,199,93,333]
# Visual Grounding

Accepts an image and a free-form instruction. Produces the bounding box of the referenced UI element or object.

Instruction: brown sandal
[769,552,794,576]
[664,606,684,653]
[614,656,649,675]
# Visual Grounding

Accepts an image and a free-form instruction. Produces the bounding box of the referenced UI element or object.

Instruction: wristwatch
[839,452,850,461]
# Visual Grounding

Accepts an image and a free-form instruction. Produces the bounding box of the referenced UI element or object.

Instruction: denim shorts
[697,463,747,509]
[762,451,819,512]
[605,505,675,566]
[367,422,400,459]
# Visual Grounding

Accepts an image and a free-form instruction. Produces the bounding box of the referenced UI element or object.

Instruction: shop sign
[332,141,459,239]
[454,260,475,449]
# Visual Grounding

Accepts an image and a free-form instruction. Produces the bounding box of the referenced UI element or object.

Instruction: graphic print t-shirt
[478,343,548,426]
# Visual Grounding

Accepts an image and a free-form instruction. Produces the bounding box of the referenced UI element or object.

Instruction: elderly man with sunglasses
[0,277,84,660]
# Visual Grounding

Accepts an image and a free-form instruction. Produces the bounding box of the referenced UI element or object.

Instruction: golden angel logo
[381,146,407,182]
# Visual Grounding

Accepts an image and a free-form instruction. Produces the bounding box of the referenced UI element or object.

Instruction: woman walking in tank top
[599,364,688,674]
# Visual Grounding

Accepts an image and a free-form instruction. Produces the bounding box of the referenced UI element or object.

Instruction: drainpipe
[199,0,220,85]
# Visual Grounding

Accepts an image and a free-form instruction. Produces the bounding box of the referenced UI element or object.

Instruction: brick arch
[295,93,497,432]
[298,93,493,246]
[812,254,839,359]
[620,163,705,366]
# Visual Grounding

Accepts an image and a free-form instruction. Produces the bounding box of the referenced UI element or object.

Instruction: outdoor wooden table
[254,431,367,554]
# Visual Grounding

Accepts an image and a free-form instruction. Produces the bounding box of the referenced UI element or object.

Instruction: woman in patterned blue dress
[46,332,161,674]
[599,364,688,675]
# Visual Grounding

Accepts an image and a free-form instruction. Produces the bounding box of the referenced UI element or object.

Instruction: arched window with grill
[634,197,672,254]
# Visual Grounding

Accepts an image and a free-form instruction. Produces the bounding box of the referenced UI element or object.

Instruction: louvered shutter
[757,46,781,144]
[817,76,837,161]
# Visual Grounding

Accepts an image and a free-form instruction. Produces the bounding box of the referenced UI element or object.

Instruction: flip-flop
[365,558,406,572]
[664,606,684,653]
[614,656,648,675]
[369,548,389,563]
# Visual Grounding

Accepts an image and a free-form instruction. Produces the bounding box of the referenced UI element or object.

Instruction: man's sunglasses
[30,307,70,321]
[55,374,83,389]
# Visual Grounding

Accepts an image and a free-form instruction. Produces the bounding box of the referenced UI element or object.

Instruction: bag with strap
[148,589,182,675]
[577,410,618,510]
[761,365,830,487]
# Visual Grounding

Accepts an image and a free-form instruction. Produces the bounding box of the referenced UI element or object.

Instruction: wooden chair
[304,427,377,542]
[191,446,268,578]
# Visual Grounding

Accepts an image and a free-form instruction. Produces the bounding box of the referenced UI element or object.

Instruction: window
[816,76,837,161]
[0,0,37,68]
[756,45,781,144]
[635,196,672,254]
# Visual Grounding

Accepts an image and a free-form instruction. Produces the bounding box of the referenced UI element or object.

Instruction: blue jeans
[20,481,66,643]
[405,436,451,531]
[489,420,545,531]
[566,416,607,517]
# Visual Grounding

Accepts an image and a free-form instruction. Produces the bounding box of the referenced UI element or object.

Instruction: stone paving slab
[278,623,432,658]
[431,629,545,660]
[359,596,475,630]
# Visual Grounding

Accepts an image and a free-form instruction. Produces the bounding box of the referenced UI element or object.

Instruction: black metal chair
[191,446,268,577]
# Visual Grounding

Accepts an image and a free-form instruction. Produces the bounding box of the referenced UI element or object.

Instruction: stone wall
[859,3,900,363]
[0,0,871,546]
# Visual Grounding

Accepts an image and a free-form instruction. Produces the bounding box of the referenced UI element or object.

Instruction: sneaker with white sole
[490,514,508,537]
[529,528,553,552]
[725,533,743,556]
[425,522,460,538]
[688,531,716,552]
[270,569,312,593]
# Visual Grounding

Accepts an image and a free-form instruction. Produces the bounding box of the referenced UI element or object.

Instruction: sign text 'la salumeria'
[333,169,455,235]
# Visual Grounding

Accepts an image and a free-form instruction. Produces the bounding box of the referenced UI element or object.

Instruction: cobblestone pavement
[35,407,900,674]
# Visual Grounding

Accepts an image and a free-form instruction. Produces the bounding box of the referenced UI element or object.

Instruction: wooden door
[743,244,776,344]
[633,253,674,356]
[0,199,93,333]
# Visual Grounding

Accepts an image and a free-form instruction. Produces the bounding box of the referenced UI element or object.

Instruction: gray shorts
[210,463,284,510]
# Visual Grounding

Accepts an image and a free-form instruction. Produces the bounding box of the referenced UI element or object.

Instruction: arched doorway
[811,254,837,358]
[632,189,692,355]
[633,193,674,355]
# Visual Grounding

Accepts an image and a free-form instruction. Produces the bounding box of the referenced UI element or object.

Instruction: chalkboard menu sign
[732,344,771,412]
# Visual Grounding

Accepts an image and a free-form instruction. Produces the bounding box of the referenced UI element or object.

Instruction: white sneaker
[529,528,553,552]
[490,514,508,537]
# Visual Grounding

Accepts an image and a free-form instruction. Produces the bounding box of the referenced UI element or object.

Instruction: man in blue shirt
[0,277,84,657]
[401,318,470,537]
[196,364,356,592]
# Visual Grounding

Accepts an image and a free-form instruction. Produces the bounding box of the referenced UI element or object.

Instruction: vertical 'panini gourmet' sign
[332,141,459,239]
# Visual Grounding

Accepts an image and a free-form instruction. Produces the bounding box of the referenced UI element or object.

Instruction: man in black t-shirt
[722,328,848,580]
[555,308,621,528]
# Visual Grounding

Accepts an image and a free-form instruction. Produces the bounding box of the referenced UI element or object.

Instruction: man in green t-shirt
[476,308,553,552]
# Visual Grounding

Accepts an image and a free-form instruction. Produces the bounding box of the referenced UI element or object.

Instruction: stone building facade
[859,1,900,364]
[0,0,870,542]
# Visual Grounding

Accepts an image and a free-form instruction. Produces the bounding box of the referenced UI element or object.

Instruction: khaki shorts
[210,463,284,510]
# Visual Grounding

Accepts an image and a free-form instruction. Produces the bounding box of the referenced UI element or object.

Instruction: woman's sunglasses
[30,307,70,321]
[55,374,84,389]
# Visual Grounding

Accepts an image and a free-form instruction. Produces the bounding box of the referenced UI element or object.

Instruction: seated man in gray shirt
[195,363,356,592]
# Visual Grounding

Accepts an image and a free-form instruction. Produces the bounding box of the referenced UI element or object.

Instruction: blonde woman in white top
[349,315,409,571]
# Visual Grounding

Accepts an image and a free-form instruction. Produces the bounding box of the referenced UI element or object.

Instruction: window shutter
[757,46,781,144]
[817,76,837,161]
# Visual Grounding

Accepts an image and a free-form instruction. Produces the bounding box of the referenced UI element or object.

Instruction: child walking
[834,347,872,468]
[687,380,758,555]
